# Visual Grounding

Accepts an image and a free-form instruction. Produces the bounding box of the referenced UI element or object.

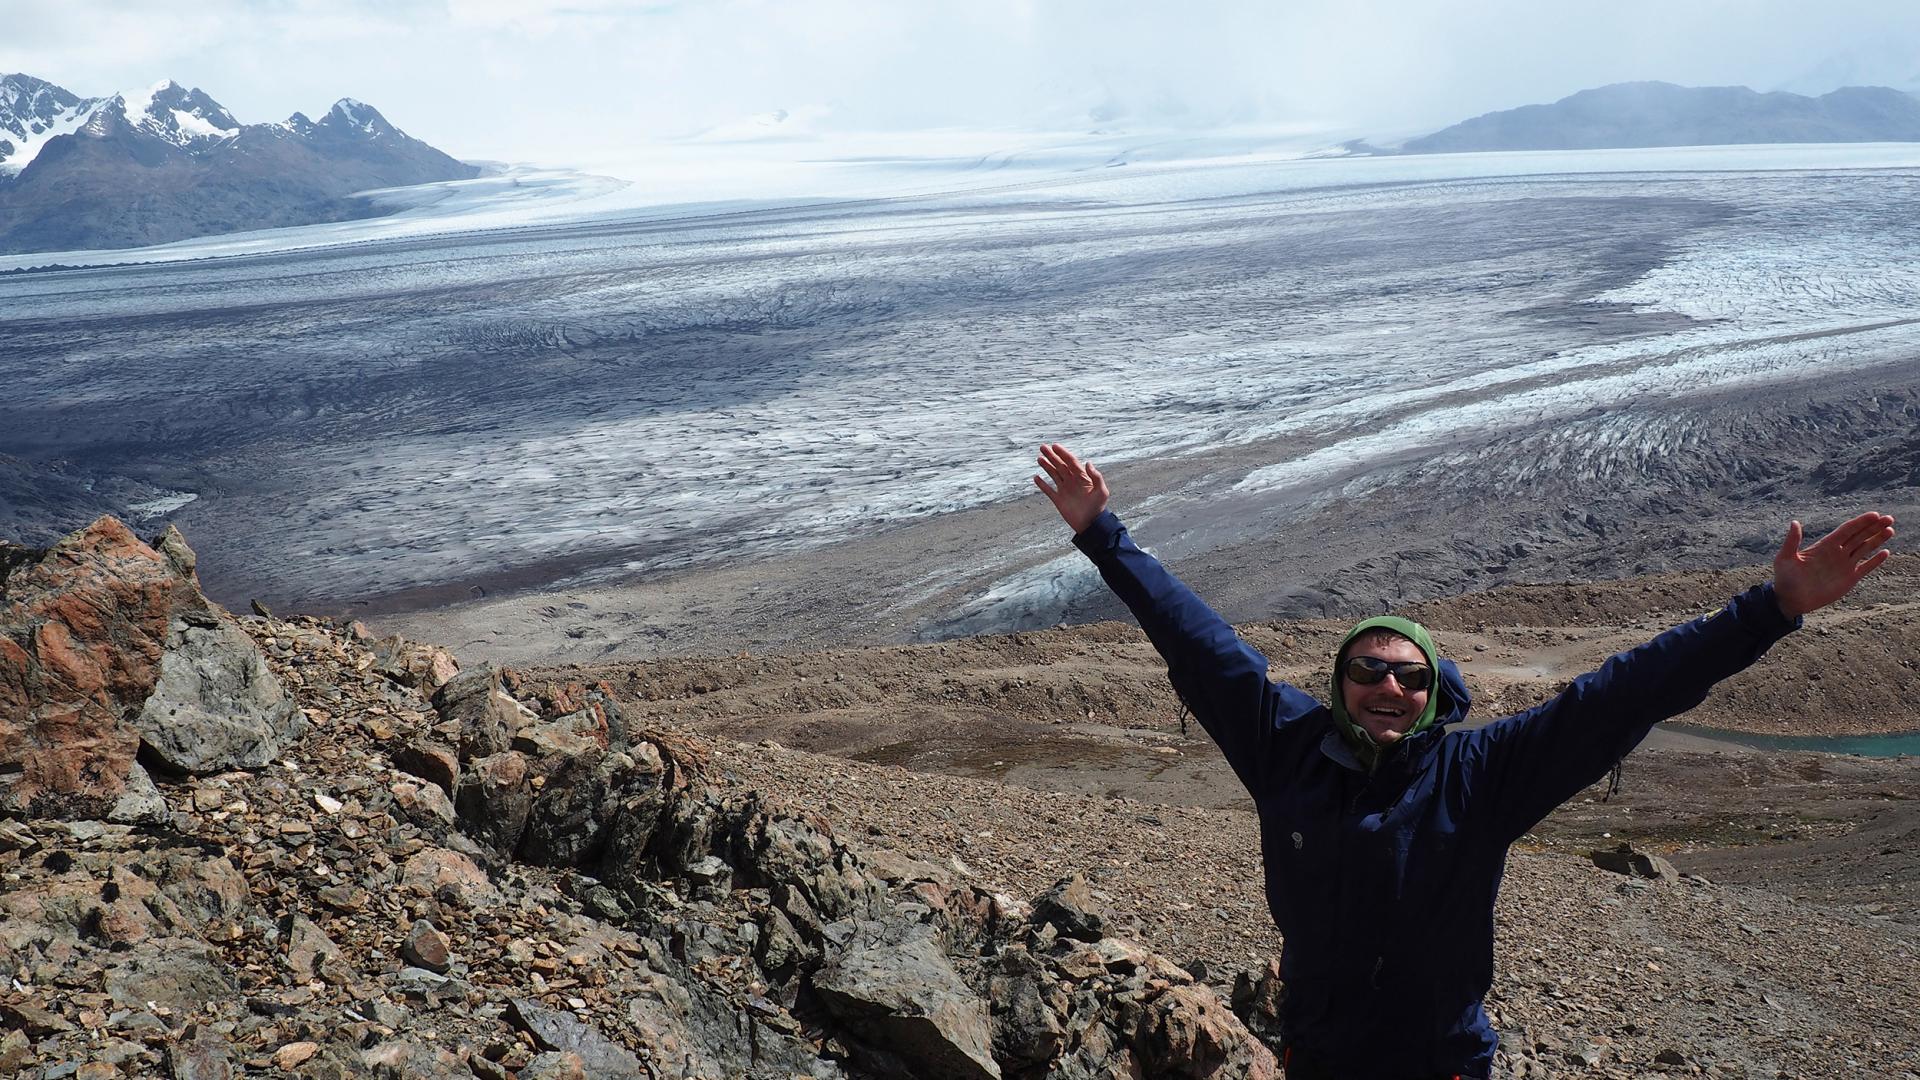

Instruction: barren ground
[487,553,1920,1075]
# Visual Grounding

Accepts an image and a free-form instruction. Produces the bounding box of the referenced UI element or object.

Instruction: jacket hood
[1329,615,1471,769]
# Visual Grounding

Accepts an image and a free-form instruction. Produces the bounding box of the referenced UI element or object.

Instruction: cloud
[9,0,1920,162]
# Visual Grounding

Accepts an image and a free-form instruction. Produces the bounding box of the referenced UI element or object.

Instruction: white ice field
[4,137,1919,622]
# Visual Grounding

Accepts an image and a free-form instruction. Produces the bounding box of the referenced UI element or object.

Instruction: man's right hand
[1034,443,1110,535]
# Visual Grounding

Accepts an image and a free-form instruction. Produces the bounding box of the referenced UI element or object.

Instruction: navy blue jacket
[1073,511,1799,1079]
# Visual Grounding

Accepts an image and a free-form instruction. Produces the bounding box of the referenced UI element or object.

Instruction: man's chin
[1358,723,1406,745]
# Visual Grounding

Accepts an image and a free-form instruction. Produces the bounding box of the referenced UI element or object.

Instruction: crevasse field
[5,138,1919,651]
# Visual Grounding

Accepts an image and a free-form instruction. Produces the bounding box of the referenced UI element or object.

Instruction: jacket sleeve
[1072,511,1322,793]
[1466,582,1800,843]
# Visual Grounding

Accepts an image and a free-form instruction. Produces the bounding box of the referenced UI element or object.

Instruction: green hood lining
[1329,615,1440,770]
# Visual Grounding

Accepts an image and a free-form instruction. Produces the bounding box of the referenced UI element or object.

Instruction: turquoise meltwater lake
[1665,724,1920,759]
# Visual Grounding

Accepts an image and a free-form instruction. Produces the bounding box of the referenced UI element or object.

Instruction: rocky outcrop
[1591,843,1680,883]
[0,521,1278,1079]
[133,610,304,773]
[0,517,302,818]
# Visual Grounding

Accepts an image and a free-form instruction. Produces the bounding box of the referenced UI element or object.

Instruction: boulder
[0,518,197,816]
[990,946,1068,1066]
[1590,843,1680,883]
[1031,873,1108,942]
[430,664,528,759]
[812,924,1001,1080]
[392,739,459,795]
[281,913,347,983]
[1131,984,1279,1080]
[399,847,498,906]
[102,939,236,1013]
[506,998,646,1079]
[132,612,305,774]
[401,919,452,973]
[391,779,457,827]
[165,1031,236,1080]
[371,635,460,693]
[455,751,534,853]
[517,749,631,867]
[1230,959,1286,1052]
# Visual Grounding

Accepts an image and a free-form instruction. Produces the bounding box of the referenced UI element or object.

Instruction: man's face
[1341,634,1431,744]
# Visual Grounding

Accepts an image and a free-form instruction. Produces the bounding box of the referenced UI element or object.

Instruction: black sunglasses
[1343,655,1433,692]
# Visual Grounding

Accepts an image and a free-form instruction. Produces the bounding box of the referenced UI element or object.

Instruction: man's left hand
[1773,512,1896,620]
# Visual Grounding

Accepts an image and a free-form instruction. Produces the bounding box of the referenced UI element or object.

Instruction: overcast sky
[7,0,1918,164]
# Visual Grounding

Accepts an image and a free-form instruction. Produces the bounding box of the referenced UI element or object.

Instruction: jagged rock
[813,923,1002,1080]
[0,518,201,816]
[153,852,252,934]
[431,663,528,759]
[166,1030,236,1080]
[402,919,452,973]
[455,750,535,852]
[0,517,304,816]
[101,939,235,1012]
[519,1051,589,1080]
[150,524,197,578]
[756,905,815,980]
[506,998,646,1079]
[990,946,1069,1066]
[1591,843,1680,883]
[372,635,460,692]
[1126,983,1280,1079]
[0,999,72,1035]
[517,749,631,867]
[1032,873,1108,942]
[505,674,629,751]
[392,739,459,794]
[133,612,305,774]
[1230,959,1286,1052]
[513,718,603,758]
[106,761,170,824]
[399,847,498,906]
[282,913,346,983]
[391,779,457,827]
[685,854,734,901]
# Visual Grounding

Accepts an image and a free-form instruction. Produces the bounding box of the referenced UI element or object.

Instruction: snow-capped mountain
[100,79,241,147]
[0,73,105,175]
[0,74,477,254]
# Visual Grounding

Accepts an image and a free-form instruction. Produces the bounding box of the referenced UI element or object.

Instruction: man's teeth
[1367,706,1404,716]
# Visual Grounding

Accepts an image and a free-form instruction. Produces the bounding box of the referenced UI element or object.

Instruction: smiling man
[1032,442,1895,1080]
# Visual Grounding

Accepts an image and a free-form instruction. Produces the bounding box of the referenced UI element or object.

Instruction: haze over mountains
[0,73,476,254]
[1401,81,1920,154]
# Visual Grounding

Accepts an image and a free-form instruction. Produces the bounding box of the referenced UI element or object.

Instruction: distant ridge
[0,74,478,254]
[1401,81,1920,154]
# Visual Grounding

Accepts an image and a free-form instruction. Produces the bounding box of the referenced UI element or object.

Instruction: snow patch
[126,491,198,520]
[0,98,103,174]
[170,107,235,140]
[119,79,174,127]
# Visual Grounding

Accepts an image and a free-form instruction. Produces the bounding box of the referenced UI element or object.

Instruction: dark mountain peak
[79,98,129,138]
[321,98,398,138]
[0,73,103,173]
[1,72,84,115]
[1403,81,1920,154]
[0,75,476,252]
[115,79,240,147]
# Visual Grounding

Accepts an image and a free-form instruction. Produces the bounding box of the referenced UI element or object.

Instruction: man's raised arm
[1034,444,1320,786]
[1471,511,1896,842]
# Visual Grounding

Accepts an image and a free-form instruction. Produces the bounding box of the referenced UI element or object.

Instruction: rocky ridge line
[0,517,1280,1078]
